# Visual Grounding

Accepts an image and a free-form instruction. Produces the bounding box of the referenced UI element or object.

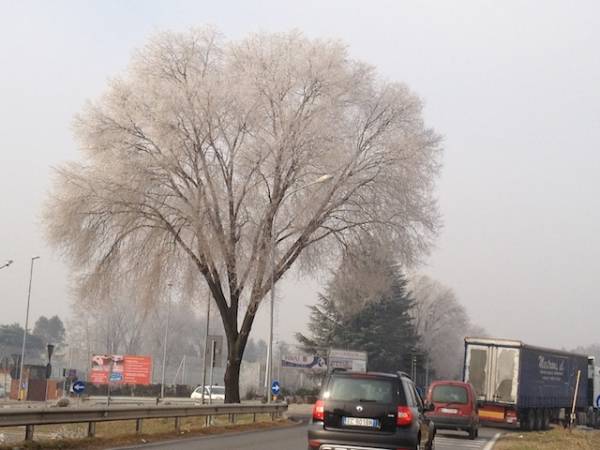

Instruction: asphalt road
[112,424,501,450]
[435,428,501,450]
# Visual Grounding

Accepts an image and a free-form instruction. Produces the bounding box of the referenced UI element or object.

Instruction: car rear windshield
[432,385,468,404]
[324,375,400,403]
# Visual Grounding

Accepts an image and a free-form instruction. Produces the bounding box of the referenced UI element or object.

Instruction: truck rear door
[465,344,519,404]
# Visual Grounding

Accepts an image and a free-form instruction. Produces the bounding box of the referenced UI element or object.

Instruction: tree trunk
[224,353,242,403]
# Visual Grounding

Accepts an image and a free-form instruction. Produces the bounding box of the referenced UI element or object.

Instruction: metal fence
[0,402,288,442]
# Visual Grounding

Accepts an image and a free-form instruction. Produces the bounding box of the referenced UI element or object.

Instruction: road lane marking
[435,438,486,448]
[435,433,504,450]
[482,432,501,450]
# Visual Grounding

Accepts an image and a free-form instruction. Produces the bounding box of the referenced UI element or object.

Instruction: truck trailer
[463,337,595,430]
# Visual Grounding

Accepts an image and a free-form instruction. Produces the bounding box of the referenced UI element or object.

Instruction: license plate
[342,417,380,428]
[440,408,458,414]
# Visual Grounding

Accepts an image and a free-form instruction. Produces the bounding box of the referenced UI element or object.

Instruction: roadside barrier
[0,402,288,442]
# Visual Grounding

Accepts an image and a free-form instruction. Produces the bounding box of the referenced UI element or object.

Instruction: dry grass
[0,415,292,449]
[495,427,600,450]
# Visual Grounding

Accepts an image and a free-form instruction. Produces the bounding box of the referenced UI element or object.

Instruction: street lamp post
[18,256,40,401]
[200,298,211,404]
[160,283,173,399]
[266,174,333,403]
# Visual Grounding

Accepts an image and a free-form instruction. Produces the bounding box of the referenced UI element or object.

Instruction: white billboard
[328,349,368,372]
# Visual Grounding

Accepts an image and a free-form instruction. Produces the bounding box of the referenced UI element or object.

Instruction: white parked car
[191,385,225,401]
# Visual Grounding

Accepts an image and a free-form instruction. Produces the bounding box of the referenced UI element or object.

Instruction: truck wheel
[534,409,543,430]
[542,409,550,430]
[525,409,536,431]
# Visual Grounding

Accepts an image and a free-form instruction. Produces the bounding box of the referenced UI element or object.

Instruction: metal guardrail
[0,402,288,442]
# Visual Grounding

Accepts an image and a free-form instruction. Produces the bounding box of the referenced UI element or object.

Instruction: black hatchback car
[308,370,436,450]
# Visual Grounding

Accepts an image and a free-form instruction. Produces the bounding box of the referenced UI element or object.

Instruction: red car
[426,380,480,439]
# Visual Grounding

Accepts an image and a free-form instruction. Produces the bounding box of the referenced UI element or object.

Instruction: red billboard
[90,355,152,385]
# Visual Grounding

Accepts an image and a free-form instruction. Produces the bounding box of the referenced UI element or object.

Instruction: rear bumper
[307,421,420,450]
[428,415,474,430]
[315,446,409,450]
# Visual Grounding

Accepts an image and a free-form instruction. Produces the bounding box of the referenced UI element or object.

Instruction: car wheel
[468,427,477,440]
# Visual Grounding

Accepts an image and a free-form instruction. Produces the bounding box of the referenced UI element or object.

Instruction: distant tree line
[0,315,65,366]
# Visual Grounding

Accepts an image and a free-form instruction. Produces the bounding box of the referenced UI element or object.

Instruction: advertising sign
[205,335,224,368]
[90,355,152,385]
[122,355,153,384]
[281,354,326,369]
[328,349,368,372]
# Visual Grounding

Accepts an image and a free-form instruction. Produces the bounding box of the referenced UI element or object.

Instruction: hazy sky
[1,0,599,350]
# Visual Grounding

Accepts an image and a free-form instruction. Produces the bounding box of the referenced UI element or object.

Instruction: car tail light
[397,406,413,426]
[312,399,325,421]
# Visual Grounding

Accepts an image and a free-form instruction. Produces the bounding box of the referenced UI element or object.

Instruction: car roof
[330,370,403,380]
[429,380,471,387]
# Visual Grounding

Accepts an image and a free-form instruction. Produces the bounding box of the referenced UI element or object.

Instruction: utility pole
[201,299,211,404]
[266,174,333,403]
[160,283,173,399]
[18,256,40,401]
[266,231,275,404]
[208,340,216,405]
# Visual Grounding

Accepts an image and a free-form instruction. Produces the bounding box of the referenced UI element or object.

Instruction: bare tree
[409,275,472,380]
[45,28,441,402]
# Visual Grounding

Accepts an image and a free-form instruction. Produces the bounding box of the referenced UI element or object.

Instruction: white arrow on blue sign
[72,381,86,394]
[271,380,281,396]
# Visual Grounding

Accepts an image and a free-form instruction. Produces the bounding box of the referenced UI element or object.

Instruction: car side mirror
[424,402,435,412]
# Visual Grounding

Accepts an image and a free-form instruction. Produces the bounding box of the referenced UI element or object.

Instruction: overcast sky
[1,0,599,350]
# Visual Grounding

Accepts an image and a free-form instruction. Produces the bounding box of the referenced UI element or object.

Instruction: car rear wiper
[356,399,377,402]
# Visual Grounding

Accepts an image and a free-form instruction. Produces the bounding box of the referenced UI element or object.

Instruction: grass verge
[0,415,293,450]
[495,427,600,450]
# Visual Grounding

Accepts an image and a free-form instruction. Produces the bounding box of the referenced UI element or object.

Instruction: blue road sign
[271,380,281,396]
[72,380,86,394]
[109,372,123,382]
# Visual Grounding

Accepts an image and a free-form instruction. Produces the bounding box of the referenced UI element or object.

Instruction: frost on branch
[44,27,441,402]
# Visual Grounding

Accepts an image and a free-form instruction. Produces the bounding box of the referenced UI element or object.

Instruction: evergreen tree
[296,293,345,354]
[297,243,419,374]
[343,266,418,372]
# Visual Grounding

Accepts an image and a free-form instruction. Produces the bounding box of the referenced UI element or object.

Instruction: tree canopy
[44,28,441,401]
[32,315,65,345]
